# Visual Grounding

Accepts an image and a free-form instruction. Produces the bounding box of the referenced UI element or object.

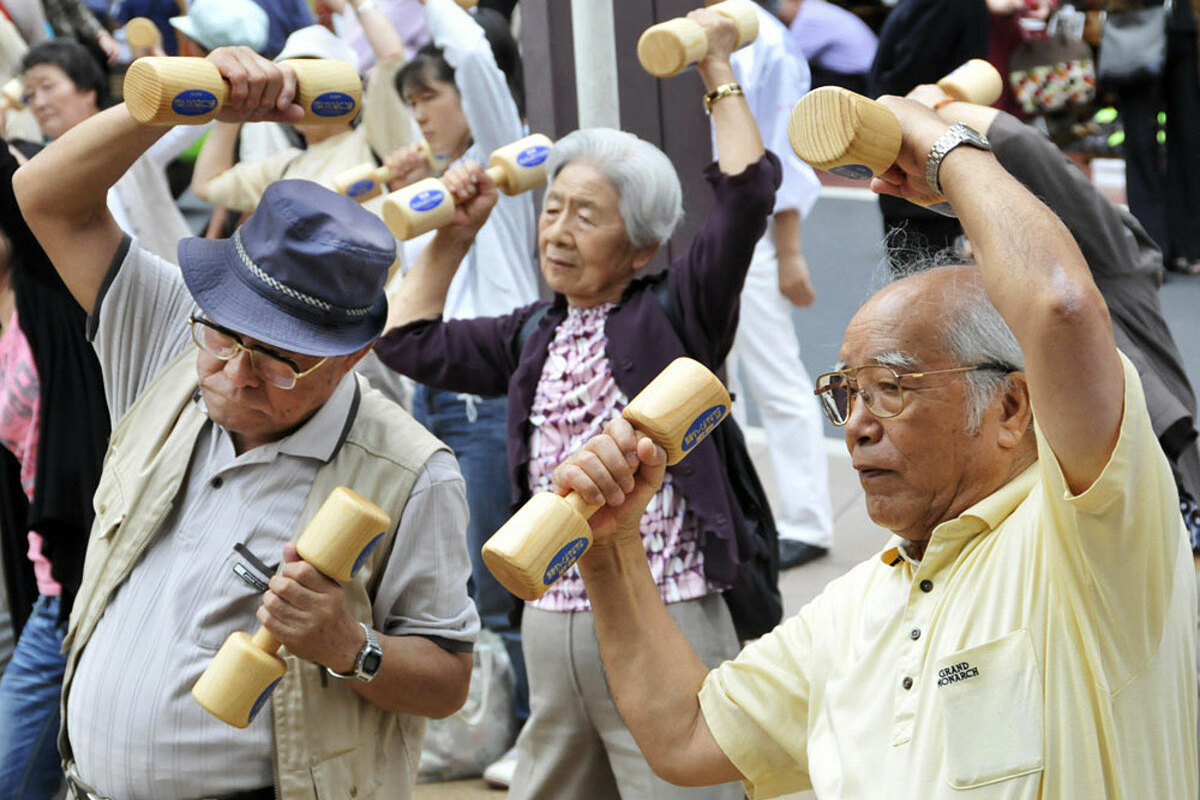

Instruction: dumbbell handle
[482,358,731,600]
[124,57,361,125]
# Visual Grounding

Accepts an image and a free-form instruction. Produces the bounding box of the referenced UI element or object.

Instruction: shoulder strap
[517,304,552,352]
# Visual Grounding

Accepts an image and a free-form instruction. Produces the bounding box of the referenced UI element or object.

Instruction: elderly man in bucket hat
[13,46,478,800]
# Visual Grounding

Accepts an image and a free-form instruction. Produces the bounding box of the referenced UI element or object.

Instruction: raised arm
[693,8,763,175]
[555,419,743,787]
[14,47,304,313]
[874,96,1123,493]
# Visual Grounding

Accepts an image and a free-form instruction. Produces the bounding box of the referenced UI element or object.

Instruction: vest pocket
[310,746,380,799]
[935,629,1045,789]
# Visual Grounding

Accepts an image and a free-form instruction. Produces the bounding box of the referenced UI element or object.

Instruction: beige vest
[62,347,447,800]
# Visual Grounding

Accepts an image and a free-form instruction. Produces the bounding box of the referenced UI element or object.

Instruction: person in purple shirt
[374,9,782,799]
[778,0,878,94]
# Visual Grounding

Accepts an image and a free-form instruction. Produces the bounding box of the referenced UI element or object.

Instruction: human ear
[995,372,1032,449]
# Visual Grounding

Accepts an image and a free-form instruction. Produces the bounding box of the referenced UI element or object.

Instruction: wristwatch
[327,622,383,683]
[925,122,991,195]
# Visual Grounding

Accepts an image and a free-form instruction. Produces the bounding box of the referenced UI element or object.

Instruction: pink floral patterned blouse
[526,303,716,611]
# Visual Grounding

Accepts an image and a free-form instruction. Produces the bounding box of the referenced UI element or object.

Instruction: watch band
[925,122,990,195]
[703,82,743,115]
[326,622,382,683]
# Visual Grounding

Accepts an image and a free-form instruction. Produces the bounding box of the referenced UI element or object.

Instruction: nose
[223,348,261,388]
[843,390,881,446]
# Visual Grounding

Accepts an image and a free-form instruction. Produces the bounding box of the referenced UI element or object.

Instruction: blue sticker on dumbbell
[516,145,550,168]
[409,189,445,212]
[928,201,957,218]
[681,404,727,454]
[829,164,873,180]
[347,178,376,198]
[543,537,590,585]
[170,89,218,116]
[351,532,385,577]
[248,677,281,723]
[310,91,356,117]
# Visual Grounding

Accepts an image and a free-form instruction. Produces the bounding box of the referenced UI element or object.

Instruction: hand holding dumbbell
[381,133,552,239]
[124,53,360,125]
[192,487,390,728]
[333,140,449,202]
[637,0,758,78]
[788,59,1002,215]
[482,358,731,600]
[0,78,23,112]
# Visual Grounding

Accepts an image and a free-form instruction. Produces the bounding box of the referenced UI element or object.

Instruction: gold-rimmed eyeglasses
[188,314,327,390]
[813,363,1014,426]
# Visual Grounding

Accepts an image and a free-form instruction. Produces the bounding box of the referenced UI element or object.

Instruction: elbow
[12,162,44,219]
[191,176,211,203]
[422,658,473,719]
[1037,275,1109,330]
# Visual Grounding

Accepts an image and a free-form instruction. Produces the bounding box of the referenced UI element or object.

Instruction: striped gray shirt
[68,239,478,799]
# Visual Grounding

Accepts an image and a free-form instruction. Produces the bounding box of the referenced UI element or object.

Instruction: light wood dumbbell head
[192,487,390,727]
[485,133,554,195]
[334,140,448,203]
[637,0,759,78]
[295,486,391,583]
[788,86,902,180]
[1,78,23,112]
[481,358,731,600]
[936,59,1003,106]
[124,57,360,125]
[125,17,162,54]
[192,629,286,728]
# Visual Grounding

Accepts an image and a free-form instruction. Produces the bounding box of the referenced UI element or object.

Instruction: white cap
[274,25,360,73]
[170,0,270,53]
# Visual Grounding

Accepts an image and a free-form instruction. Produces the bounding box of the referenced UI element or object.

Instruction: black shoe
[779,539,829,570]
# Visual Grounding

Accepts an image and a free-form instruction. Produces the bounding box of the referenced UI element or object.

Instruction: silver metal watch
[326,622,382,683]
[925,122,991,195]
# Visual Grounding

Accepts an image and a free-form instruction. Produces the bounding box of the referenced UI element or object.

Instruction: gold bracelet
[703,82,743,115]
[933,97,959,112]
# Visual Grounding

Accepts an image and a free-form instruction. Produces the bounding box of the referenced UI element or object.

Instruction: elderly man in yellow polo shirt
[549,96,1199,799]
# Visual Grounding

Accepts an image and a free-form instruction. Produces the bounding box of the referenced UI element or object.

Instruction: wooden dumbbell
[482,357,731,601]
[123,57,361,125]
[787,60,1001,215]
[637,0,758,78]
[1,78,23,112]
[192,487,391,728]
[333,140,449,203]
[125,17,161,56]
[381,133,552,240]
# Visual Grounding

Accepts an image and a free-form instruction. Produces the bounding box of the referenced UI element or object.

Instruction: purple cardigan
[375,153,781,587]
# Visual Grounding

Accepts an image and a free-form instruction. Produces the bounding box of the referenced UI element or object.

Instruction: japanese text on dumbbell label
[516,145,550,168]
[310,91,357,117]
[681,404,727,453]
[170,90,219,116]
[829,164,873,180]
[348,179,376,199]
[543,537,590,585]
[409,189,445,212]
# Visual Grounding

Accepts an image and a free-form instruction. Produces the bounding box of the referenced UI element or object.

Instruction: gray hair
[545,128,684,249]
[889,256,1025,434]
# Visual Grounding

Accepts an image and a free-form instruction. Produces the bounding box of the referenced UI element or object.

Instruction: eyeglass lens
[191,321,299,389]
[820,366,905,424]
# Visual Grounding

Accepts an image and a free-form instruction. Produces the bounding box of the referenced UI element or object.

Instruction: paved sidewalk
[415,428,881,800]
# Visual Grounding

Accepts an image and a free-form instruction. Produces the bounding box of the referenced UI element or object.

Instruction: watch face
[362,651,382,676]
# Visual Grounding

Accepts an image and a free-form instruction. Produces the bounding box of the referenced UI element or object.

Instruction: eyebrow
[833,350,920,372]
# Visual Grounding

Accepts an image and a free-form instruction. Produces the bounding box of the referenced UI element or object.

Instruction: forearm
[385,230,469,330]
[349,0,406,62]
[773,208,801,260]
[191,121,241,201]
[578,536,738,786]
[350,634,472,717]
[698,59,764,176]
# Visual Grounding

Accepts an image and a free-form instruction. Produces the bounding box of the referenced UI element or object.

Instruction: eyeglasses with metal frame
[813,362,1015,427]
[188,314,327,390]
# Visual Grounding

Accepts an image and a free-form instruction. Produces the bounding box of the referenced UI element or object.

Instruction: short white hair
[545,128,684,249]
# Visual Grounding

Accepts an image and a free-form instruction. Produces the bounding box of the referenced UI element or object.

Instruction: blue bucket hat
[178,180,395,358]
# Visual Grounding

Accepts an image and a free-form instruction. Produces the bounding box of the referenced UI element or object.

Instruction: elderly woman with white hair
[374,9,778,799]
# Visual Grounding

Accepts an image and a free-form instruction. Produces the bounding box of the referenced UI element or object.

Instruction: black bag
[1097,5,1168,84]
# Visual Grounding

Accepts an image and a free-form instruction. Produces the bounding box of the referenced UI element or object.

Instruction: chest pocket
[935,629,1045,789]
[192,530,288,652]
